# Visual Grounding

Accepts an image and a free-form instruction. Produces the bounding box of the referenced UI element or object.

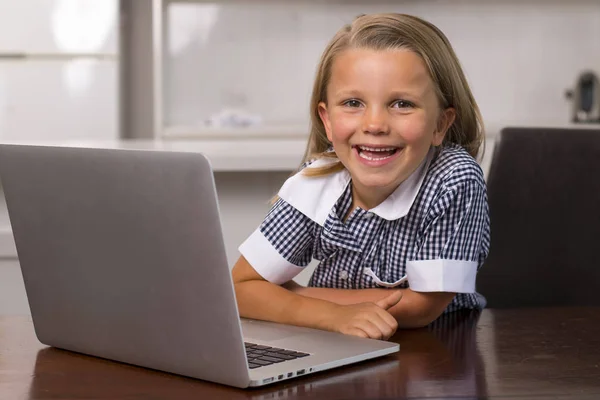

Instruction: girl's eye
[343,99,362,108]
[391,100,414,109]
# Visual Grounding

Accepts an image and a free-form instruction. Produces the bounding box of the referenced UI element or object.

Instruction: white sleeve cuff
[406,259,477,293]
[238,228,305,285]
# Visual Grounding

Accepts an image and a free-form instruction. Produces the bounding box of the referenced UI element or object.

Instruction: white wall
[165,0,600,131]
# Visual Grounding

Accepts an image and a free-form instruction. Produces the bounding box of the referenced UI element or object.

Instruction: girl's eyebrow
[388,90,425,99]
[333,89,363,98]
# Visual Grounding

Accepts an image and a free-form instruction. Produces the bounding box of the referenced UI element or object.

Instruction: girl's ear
[318,102,333,142]
[432,107,456,146]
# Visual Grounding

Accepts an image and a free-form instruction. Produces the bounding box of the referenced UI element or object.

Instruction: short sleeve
[238,198,316,284]
[407,179,490,293]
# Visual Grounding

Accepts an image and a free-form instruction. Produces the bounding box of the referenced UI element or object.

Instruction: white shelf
[163,125,309,140]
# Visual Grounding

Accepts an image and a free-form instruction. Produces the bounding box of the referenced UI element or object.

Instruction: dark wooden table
[1,307,599,399]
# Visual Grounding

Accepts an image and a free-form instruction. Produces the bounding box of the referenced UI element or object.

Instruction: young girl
[232,13,490,340]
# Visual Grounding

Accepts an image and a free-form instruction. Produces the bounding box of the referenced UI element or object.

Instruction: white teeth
[355,146,401,161]
[358,146,397,152]
[358,152,395,161]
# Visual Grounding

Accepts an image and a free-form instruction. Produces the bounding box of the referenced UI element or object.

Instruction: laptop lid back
[0,145,250,387]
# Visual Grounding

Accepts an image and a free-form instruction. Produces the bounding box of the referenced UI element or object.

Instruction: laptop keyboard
[245,342,310,369]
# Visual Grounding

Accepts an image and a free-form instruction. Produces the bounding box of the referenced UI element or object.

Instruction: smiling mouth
[353,145,401,161]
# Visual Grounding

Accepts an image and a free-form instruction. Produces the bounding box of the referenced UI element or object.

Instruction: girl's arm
[232,256,402,340]
[283,282,454,329]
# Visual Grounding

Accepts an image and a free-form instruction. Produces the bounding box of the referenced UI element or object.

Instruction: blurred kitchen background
[1,0,599,314]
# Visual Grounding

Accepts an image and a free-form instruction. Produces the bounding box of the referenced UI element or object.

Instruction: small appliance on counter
[566,71,600,123]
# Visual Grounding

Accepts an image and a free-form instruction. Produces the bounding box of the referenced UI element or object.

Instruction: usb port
[287,372,293,378]
[297,369,305,375]
[278,374,284,380]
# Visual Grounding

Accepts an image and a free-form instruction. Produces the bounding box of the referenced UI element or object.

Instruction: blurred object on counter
[566,70,600,123]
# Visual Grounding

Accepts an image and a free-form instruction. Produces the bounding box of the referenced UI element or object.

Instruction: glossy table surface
[1,307,599,399]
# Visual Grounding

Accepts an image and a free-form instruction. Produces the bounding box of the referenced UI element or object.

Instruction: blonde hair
[302,13,484,177]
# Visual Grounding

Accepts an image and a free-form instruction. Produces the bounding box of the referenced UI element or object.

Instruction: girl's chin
[352,175,401,191]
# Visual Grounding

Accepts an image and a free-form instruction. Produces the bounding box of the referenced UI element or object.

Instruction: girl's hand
[325,290,402,340]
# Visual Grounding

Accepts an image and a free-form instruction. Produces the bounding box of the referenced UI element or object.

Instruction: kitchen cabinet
[0,60,117,141]
[0,0,118,54]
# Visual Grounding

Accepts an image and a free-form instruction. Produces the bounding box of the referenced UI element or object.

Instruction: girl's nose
[362,107,389,135]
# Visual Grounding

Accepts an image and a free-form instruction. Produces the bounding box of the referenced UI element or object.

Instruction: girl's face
[318,48,455,209]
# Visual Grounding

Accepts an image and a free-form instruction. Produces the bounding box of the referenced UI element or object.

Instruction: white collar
[278,148,434,225]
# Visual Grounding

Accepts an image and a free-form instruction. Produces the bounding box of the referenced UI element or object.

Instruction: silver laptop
[0,144,398,388]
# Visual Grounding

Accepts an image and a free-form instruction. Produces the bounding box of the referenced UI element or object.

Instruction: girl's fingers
[354,319,385,340]
[374,306,399,332]
[368,312,396,339]
[346,327,369,339]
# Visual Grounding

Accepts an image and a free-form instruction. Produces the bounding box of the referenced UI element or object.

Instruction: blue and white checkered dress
[239,144,491,313]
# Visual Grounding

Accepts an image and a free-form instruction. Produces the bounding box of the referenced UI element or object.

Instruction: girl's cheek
[331,118,359,139]
[395,119,431,143]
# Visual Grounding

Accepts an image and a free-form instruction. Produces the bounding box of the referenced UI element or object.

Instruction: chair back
[478,127,600,308]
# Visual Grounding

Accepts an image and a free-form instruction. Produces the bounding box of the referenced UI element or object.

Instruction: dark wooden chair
[476,127,600,308]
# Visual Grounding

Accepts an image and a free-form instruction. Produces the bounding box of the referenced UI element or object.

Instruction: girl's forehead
[328,48,433,94]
